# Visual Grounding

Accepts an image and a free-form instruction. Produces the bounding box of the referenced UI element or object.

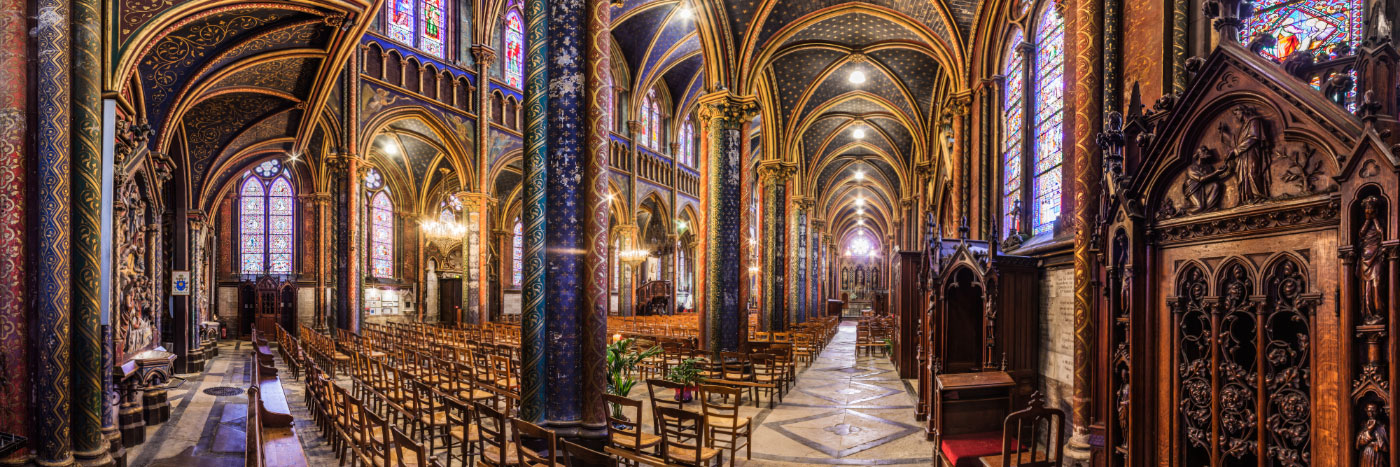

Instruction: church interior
[1,0,1398,465]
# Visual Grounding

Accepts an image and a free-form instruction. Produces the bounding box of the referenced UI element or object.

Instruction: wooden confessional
[918,223,1040,452]
[1093,38,1400,466]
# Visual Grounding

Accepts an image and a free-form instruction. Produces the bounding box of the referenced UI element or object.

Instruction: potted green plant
[607,337,662,397]
[664,358,704,402]
[883,338,894,357]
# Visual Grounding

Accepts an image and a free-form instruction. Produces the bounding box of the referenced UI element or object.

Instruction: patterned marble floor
[131,321,932,466]
[736,320,934,466]
[124,341,336,467]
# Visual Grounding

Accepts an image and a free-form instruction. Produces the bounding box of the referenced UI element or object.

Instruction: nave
[128,316,943,466]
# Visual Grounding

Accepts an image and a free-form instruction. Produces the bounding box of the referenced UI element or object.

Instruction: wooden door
[439,278,462,325]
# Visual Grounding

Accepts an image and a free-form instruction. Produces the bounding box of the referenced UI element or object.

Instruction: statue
[1183,146,1228,213]
[1116,365,1131,442]
[1223,106,1272,204]
[1357,401,1389,467]
[1359,196,1386,325]
[1120,268,1134,317]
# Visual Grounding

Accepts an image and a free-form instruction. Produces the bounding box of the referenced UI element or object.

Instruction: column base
[142,389,170,426]
[578,421,608,440]
[119,396,146,448]
[545,419,582,439]
[73,447,112,467]
[102,425,124,467]
[1064,430,1094,467]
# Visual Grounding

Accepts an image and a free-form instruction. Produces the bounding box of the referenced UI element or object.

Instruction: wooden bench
[246,345,307,467]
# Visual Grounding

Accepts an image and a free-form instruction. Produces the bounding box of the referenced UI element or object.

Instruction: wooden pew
[246,332,307,467]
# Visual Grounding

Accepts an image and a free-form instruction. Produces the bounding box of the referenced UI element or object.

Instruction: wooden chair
[604,394,660,458]
[511,418,561,467]
[441,394,480,467]
[473,400,521,467]
[698,385,750,467]
[748,353,782,407]
[390,426,445,467]
[561,440,616,467]
[359,406,393,467]
[645,379,688,434]
[407,379,453,453]
[655,407,720,467]
[997,393,1065,467]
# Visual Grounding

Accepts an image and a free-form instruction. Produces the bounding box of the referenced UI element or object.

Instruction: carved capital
[470,45,497,67]
[757,160,797,184]
[698,93,760,130]
[627,120,645,136]
[792,196,815,211]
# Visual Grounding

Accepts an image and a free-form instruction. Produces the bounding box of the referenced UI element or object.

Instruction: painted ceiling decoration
[111,0,379,210]
[603,0,963,247]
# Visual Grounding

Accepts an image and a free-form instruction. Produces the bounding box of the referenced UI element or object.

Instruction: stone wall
[1038,265,1075,430]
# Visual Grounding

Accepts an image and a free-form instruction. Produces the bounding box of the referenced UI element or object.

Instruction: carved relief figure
[115,177,157,361]
[1184,146,1228,213]
[1223,264,1252,309]
[1358,401,1389,467]
[1359,196,1386,325]
[1116,364,1130,442]
[1222,106,1272,204]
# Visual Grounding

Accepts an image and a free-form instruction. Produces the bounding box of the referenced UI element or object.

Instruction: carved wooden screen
[1168,256,1317,465]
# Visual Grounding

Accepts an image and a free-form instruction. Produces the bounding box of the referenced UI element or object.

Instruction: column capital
[811,219,826,230]
[698,92,759,129]
[792,196,815,211]
[914,161,935,178]
[757,160,797,184]
[627,120,645,137]
[900,197,917,210]
[470,45,497,66]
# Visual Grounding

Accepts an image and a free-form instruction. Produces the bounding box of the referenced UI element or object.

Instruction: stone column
[35,0,73,461]
[71,0,107,456]
[541,0,587,435]
[346,157,364,331]
[810,219,824,321]
[758,161,795,332]
[518,0,550,425]
[0,0,29,459]
[580,0,613,437]
[790,197,813,324]
[491,228,509,322]
[1068,0,1104,458]
[613,225,639,317]
[459,192,491,324]
[313,192,331,330]
[186,212,208,370]
[700,96,757,353]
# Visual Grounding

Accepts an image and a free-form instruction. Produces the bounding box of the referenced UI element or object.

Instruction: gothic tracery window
[680,117,695,166]
[644,90,662,149]
[240,160,295,275]
[388,0,416,44]
[420,0,446,57]
[1031,5,1065,235]
[512,219,523,287]
[503,5,524,88]
[1001,29,1025,236]
[1001,5,1065,238]
[365,169,395,279]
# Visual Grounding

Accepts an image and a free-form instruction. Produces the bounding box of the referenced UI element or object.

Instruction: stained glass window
[512,220,523,287]
[389,0,415,44]
[503,8,524,88]
[1243,0,1362,61]
[640,93,653,147]
[1002,30,1025,237]
[649,94,661,148]
[420,0,446,56]
[680,118,694,166]
[1031,6,1064,235]
[367,170,395,279]
[240,159,295,275]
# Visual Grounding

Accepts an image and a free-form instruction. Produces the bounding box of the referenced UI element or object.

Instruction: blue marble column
[544,0,585,434]
[35,0,73,462]
[794,208,807,324]
[810,223,821,320]
[702,98,755,353]
[518,0,549,424]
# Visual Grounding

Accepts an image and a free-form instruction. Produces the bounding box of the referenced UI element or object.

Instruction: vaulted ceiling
[619,0,966,249]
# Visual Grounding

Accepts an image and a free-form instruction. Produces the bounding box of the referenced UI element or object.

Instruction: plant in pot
[664,358,704,402]
[606,337,663,418]
[883,338,894,358]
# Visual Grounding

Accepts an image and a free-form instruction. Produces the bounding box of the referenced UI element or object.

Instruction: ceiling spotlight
[677,6,694,19]
[852,127,865,139]
[853,169,864,180]
[857,208,865,215]
[848,70,866,84]
[382,141,398,155]
[856,197,865,207]
[857,219,866,225]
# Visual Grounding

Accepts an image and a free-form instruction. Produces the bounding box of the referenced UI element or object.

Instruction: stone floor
[129,320,933,466]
